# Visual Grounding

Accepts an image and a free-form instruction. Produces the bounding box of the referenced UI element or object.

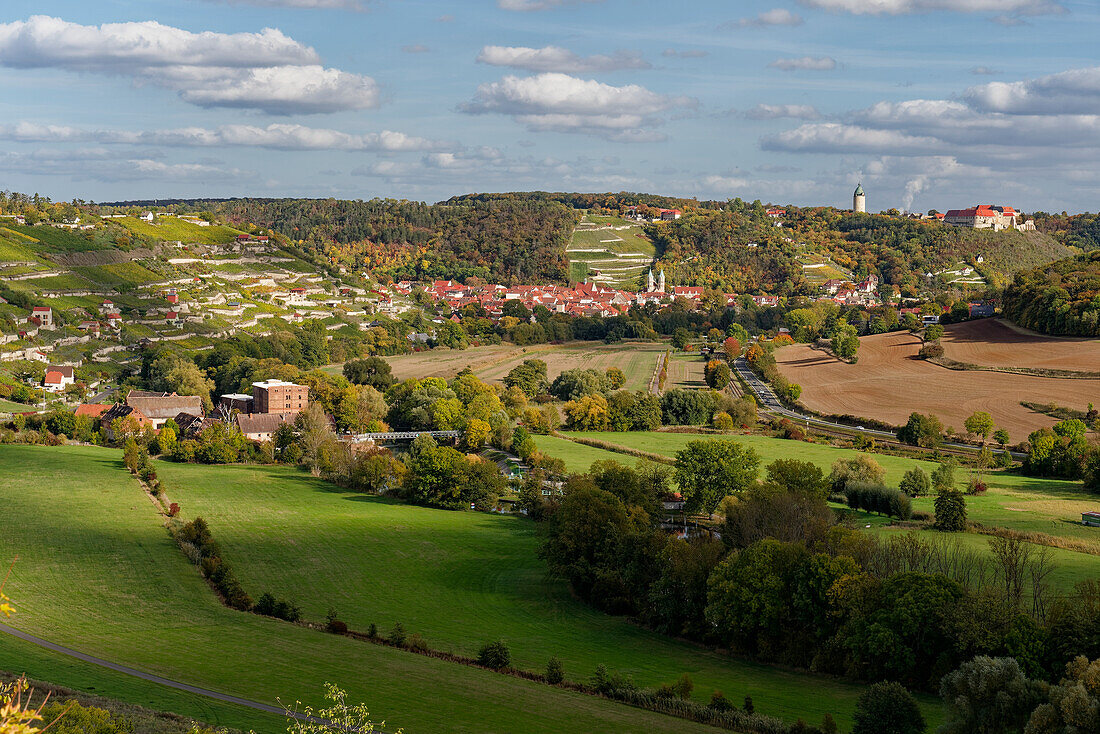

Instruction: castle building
[853,183,866,213]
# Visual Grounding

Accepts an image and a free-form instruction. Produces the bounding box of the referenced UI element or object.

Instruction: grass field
[366,341,665,392]
[155,456,929,730]
[0,444,906,733]
[775,332,1100,442]
[73,262,164,289]
[539,432,1100,590]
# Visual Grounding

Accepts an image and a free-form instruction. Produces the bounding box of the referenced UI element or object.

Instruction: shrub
[477,640,512,670]
[713,411,734,431]
[367,622,378,638]
[743,696,754,714]
[592,664,636,696]
[406,633,429,652]
[546,656,564,684]
[845,482,912,520]
[934,490,968,532]
[709,691,734,712]
[966,477,988,495]
[254,592,277,616]
[852,681,925,734]
[899,466,931,497]
[673,673,694,700]
[325,608,347,634]
[387,622,407,646]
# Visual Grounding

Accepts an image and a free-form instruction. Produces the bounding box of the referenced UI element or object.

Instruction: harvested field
[369,341,666,392]
[775,331,1100,442]
[942,318,1100,372]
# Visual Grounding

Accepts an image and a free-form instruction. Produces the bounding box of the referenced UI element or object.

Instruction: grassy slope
[156,458,942,730]
[0,444,745,734]
[115,217,243,245]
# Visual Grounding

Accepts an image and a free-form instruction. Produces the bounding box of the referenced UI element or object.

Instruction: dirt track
[775,331,1100,442]
[941,319,1100,371]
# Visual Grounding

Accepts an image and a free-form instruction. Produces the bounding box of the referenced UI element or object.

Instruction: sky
[1,0,1098,213]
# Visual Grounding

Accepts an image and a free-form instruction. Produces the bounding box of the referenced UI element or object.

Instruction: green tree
[897,412,944,447]
[938,656,1045,734]
[964,411,995,443]
[704,360,732,390]
[476,640,511,670]
[934,489,967,532]
[674,439,760,514]
[342,357,396,391]
[899,466,931,497]
[766,459,828,497]
[504,359,549,398]
[545,657,564,684]
[932,459,958,491]
[993,428,1011,449]
[851,681,925,734]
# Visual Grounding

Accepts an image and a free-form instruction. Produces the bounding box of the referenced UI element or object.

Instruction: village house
[43,365,75,392]
[236,412,295,441]
[125,390,204,429]
[252,380,308,415]
[29,306,53,329]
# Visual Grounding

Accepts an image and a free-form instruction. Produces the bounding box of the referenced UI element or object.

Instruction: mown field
[774,331,1100,441]
[539,432,1100,591]
[0,444,749,734]
[363,341,666,392]
[941,319,1100,372]
[156,456,924,730]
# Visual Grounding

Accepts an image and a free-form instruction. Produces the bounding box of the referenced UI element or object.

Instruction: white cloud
[476,45,649,73]
[964,66,1100,115]
[497,0,604,10]
[728,8,804,27]
[0,148,247,181]
[661,48,708,59]
[0,15,379,114]
[461,72,694,141]
[0,121,444,152]
[763,123,943,154]
[769,56,837,71]
[745,104,821,120]
[797,0,1064,15]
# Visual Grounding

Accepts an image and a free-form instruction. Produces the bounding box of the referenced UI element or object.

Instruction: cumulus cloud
[763,123,943,154]
[460,72,695,141]
[769,56,836,71]
[476,45,649,73]
[964,66,1100,114]
[796,0,1064,15]
[727,8,804,27]
[0,121,445,152]
[745,104,821,120]
[0,16,379,114]
[661,48,708,59]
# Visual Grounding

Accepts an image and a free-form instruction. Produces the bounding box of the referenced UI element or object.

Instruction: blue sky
[1,0,1098,212]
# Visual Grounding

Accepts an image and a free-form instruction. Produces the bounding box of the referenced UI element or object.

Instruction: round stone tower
[853,182,866,213]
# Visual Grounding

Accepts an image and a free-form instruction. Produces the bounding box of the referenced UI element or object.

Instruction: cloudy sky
[1,0,1098,212]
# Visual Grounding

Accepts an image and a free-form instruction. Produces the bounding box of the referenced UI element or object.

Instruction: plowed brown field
[775,330,1100,441]
[941,319,1100,371]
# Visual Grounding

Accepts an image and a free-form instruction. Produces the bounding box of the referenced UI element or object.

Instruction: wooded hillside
[1002,250,1100,336]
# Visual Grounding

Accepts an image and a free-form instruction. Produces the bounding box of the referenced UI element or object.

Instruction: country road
[0,622,317,725]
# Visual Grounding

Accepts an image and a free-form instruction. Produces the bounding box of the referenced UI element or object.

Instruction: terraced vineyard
[567,213,654,288]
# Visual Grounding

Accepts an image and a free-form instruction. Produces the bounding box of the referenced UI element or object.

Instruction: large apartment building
[251,379,309,414]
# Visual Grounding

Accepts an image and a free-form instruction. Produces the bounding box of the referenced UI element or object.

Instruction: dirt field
[775,331,1100,441]
[378,341,666,392]
[942,319,1100,371]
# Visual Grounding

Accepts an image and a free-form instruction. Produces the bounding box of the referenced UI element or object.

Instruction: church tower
[647,269,655,292]
[854,182,866,213]
[657,269,666,293]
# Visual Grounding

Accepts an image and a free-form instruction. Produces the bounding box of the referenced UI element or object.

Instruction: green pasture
[0,444,893,733]
[155,455,935,730]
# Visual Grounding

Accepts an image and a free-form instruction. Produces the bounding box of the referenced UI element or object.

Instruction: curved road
[0,622,315,724]
[732,357,1026,459]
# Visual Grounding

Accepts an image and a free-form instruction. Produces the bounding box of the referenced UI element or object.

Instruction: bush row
[843,481,913,520]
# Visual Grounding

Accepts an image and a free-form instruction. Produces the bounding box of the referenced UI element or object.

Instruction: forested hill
[1002,250,1100,336]
[445,191,710,212]
[648,203,1071,296]
[198,197,577,284]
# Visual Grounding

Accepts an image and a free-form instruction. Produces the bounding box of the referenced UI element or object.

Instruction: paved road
[0,622,316,725]
[87,386,117,404]
[732,357,1025,458]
